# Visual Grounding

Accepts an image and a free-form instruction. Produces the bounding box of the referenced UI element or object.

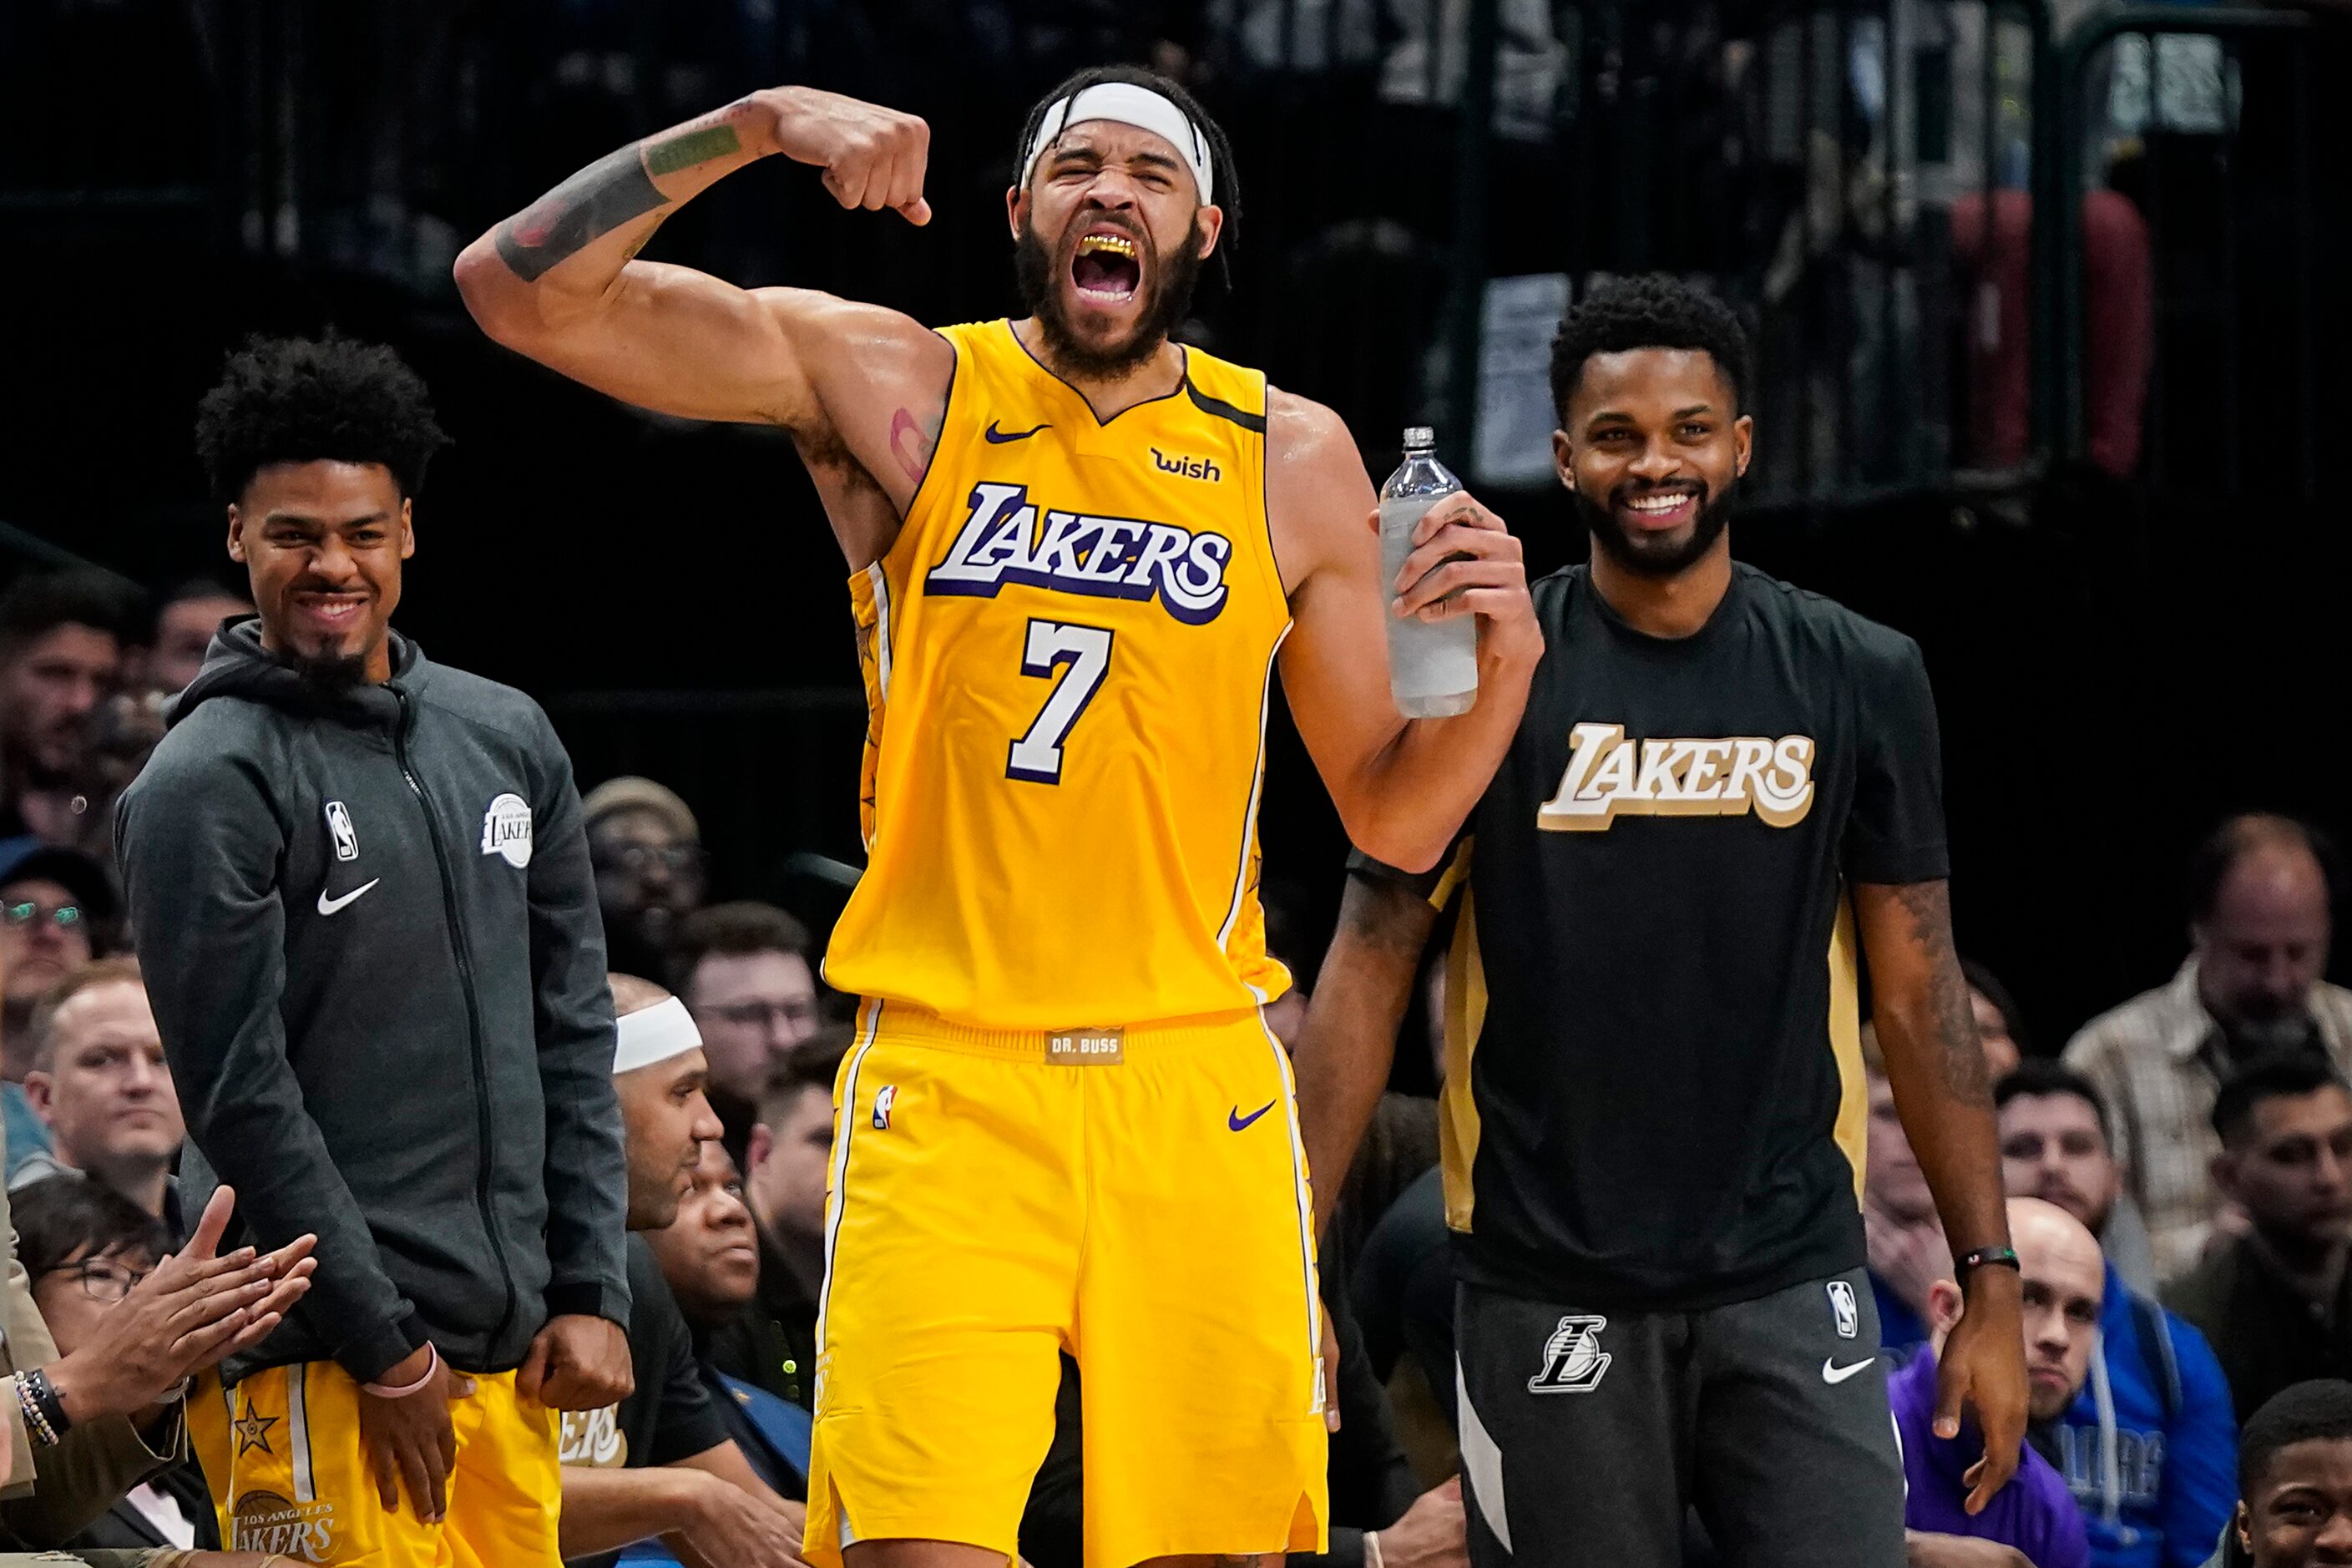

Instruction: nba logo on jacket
[325,800,359,862]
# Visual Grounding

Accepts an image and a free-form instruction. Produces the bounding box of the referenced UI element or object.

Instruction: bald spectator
[13,959,184,1216]
[2069,817,2352,1281]
[0,570,129,847]
[673,903,822,1129]
[1894,1198,2098,1568]
[2166,1056,2352,1424]
[584,778,708,982]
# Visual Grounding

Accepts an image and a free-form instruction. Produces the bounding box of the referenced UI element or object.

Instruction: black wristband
[1955,1245,2021,1276]
[23,1366,73,1444]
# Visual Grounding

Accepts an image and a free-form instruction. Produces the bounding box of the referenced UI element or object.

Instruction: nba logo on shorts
[1828,1280,1859,1340]
[873,1085,897,1130]
[1528,1314,1612,1393]
[325,801,359,862]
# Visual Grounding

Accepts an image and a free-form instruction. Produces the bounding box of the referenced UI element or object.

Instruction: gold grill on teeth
[1076,234,1138,260]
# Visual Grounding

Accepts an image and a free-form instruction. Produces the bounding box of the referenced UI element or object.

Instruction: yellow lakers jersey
[822,320,1295,1029]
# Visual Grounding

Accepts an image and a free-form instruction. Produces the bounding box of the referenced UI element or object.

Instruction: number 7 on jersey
[1007,620,1115,785]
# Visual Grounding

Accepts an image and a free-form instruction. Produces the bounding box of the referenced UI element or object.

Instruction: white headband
[614,995,702,1075]
[1022,82,1213,205]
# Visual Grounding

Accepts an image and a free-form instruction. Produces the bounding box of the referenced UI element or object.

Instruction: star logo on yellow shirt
[234,1404,279,1458]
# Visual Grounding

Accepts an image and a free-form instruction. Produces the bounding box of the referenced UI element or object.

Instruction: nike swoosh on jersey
[1228,1100,1277,1132]
[316,878,382,916]
[984,421,1050,443]
[1821,1357,1877,1385]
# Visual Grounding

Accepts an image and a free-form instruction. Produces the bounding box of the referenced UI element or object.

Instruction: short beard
[1014,210,1206,380]
[286,647,370,703]
[1575,479,1737,579]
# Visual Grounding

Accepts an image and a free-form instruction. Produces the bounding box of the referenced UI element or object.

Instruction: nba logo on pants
[1828,1281,1859,1339]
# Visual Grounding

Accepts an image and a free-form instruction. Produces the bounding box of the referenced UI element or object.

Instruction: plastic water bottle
[1378,427,1479,718]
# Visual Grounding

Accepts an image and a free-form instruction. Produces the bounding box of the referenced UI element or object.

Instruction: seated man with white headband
[557,976,807,1568]
[459,58,1542,1568]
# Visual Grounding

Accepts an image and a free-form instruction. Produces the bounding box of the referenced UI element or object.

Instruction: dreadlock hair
[1013,65,1242,293]
[195,332,450,507]
[1548,275,1753,421]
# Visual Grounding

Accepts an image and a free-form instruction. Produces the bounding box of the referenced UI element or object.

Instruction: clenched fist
[747,87,931,225]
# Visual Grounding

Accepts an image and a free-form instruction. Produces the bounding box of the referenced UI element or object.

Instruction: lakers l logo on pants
[190,1362,562,1566]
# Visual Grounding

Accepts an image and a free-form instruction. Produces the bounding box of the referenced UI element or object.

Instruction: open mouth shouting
[1070,226,1144,308]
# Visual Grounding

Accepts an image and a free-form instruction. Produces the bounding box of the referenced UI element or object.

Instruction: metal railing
[2045,7,2321,497]
[1438,0,2061,509]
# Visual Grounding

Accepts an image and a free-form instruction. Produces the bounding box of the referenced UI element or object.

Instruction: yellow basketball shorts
[189,1363,560,1567]
[803,999,1329,1568]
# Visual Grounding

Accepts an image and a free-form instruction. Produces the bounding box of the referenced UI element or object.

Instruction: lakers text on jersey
[824,319,1295,1029]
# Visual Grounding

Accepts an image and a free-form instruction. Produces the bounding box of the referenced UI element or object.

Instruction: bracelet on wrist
[1955,1245,2021,1277]
[16,1367,73,1447]
[1364,1530,1384,1568]
[363,1343,440,1399]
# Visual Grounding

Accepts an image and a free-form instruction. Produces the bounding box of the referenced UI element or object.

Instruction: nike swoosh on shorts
[1228,1100,1276,1131]
[1821,1357,1877,1384]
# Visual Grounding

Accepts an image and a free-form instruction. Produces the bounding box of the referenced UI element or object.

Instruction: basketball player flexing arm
[461,70,1536,1568]
[454,84,1538,871]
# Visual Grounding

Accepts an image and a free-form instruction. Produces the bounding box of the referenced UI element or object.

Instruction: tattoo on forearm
[1889,881,1991,1106]
[645,124,740,177]
[493,122,742,282]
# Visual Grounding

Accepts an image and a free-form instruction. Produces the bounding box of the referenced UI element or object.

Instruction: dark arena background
[6,0,2349,1049]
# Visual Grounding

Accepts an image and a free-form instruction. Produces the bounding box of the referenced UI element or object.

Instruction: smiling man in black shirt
[1297,276,2026,1567]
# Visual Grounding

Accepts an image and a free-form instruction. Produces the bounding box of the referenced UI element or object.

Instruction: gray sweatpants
[1455,1268,1908,1567]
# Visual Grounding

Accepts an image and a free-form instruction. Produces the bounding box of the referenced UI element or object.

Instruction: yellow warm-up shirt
[823,320,1296,1028]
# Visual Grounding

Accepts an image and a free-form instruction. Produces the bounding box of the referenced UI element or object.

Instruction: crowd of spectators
[4,542,2352,1568]
[1851,812,2352,1566]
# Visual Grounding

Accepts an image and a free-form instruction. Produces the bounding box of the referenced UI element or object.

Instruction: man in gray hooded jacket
[115,334,634,1566]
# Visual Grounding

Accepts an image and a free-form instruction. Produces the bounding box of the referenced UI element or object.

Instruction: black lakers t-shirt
[1365,562,1948,1313]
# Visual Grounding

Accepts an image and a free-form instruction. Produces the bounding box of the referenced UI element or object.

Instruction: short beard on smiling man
[1575,478,1738,579]
[1014,210,1206,381]
[282,643,372,701]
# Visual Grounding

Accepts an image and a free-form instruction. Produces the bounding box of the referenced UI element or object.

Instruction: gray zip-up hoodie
[116,621,630,1385]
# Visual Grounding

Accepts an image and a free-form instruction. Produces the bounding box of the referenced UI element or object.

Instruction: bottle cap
[1402,426,1434,449]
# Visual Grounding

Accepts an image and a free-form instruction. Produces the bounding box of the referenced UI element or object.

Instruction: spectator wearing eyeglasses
[10,959,184,1217]
[0,839,118,1179]
[583,777,708,983]
[8,1174,219,1553]
[673,903,822,1139]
